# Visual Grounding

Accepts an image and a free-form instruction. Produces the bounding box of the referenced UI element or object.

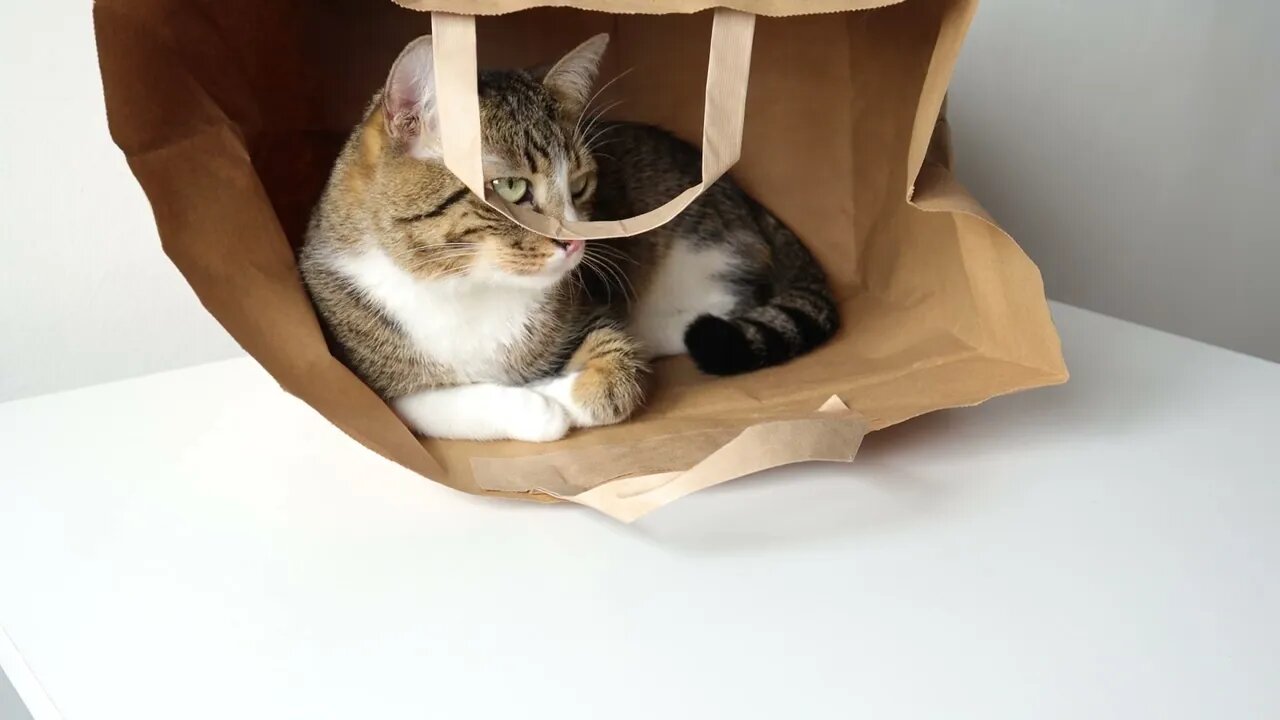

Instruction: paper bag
[93,0,1068,521]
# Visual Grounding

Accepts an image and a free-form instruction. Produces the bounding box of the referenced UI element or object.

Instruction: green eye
[570,174,589,197]
[491,177,530,204]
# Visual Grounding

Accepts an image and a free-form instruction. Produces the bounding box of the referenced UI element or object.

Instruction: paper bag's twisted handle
[555,398,866,523]
[429,9,756,240]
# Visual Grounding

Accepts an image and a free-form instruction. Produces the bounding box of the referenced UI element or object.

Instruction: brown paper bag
[93,0,1067,522]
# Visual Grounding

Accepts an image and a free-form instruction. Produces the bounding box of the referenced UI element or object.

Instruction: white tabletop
[1,302,1278,720]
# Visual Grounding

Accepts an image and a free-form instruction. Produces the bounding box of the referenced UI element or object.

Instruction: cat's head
[353,33,609,288]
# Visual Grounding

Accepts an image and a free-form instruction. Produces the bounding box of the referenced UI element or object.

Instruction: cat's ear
[383,35,441,156]
[542,34,609,119]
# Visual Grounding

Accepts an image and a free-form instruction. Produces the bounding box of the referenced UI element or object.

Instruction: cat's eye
[570,174,589,197]
[491,177,530,204]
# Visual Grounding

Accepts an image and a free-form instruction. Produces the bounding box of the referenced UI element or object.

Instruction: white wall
[0,1,242,402]
[950,0,1280,362]
[0,1,1277,406]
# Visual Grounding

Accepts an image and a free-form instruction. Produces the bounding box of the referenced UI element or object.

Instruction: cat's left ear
[542,34,609,119]
[383,34,441,157]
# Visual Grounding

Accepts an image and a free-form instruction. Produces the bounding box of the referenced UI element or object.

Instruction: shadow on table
[622,413,965,553]
[621,319,1198,552]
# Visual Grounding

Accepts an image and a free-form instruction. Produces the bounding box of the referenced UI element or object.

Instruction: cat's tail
[684,206,840,376]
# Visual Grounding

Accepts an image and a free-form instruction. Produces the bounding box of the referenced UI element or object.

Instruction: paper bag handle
[430,8,755,240]
[555,399,867,523]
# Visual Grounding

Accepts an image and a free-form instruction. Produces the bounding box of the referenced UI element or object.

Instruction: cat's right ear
[543,34,609,120]
[383,35,441,158]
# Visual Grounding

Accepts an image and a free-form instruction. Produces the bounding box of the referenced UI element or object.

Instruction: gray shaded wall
[950,0,1279,361]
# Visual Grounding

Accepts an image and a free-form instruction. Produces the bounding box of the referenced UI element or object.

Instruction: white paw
[503,389,571,442]
[529,373,593,427]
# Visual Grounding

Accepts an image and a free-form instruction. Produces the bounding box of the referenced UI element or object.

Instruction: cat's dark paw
[684,314,761,376]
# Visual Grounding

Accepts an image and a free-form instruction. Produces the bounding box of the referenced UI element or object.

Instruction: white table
[1,302,1277,720]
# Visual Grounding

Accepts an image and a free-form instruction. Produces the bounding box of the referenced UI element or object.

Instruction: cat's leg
[392,383,570,442]
[532,327,646,428]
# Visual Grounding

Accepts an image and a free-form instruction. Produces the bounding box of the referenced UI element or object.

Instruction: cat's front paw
[503,390,571,442]
[543,327,646,428]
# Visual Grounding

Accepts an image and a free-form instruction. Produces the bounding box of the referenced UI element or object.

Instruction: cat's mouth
[538,238,585,279]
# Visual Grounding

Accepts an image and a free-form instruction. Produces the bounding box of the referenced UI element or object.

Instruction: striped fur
[300,32,837,441]
[585,123,840,375]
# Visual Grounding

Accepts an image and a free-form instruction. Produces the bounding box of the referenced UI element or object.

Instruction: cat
[300,33,839,443]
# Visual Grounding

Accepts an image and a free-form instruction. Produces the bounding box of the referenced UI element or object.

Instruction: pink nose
[561,238,584,256]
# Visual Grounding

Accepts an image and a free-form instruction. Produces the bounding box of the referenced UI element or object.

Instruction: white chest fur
[338,247,545,381]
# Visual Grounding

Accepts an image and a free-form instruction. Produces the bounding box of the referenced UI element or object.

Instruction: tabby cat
[300,33,838,442]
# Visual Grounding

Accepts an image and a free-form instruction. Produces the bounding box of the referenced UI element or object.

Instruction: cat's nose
[551,238,584,256]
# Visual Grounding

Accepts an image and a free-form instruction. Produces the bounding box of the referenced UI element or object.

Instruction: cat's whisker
[382,243,476,255]
[384,246,479,263]
[584,250,635,309]
[580,100,625,143]
[396,259,474,274]
[587,243,639,265]
[574,67,634,140]
[584,109,621,135]
[585,138,620,152]
[590,247,636,286]
[393,250,476,261]
[397,255,479,275]
[585,67,633,114]
[578,254,616,307]
[583,127,623,159]
[579,107,625,152]
[583,100,622,131]
[564,269,589,298]
[585,104,624,131]
[422,267,477,281]
[418,250,479,260]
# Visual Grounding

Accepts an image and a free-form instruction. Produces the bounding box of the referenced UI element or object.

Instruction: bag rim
[391,0,906,18]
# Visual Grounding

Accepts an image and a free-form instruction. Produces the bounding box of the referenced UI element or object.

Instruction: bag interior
[94,0,1067,497]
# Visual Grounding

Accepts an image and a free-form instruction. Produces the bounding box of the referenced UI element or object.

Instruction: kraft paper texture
[93,0,1067,521]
